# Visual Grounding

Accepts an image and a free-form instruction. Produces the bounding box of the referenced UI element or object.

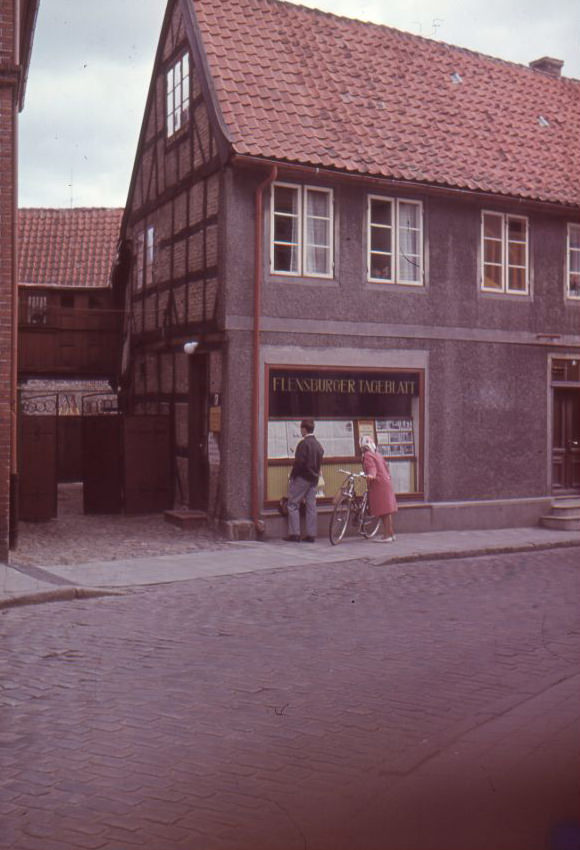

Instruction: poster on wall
[268,420,355,458]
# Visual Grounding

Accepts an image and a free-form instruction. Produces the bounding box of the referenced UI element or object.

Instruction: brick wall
[0,0,17,561]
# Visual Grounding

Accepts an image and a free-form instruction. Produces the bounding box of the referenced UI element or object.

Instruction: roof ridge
[238,0,578,82]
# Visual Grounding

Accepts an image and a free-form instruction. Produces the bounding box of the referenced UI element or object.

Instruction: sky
[18,0,580,209]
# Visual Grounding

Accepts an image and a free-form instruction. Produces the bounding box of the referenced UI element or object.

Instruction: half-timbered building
[118,0,580,538]
[0,0,39,559]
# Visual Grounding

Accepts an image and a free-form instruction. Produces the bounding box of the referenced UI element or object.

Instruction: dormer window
[166,53,190,138]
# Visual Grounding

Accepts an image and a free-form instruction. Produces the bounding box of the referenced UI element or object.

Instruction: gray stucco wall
[218,165,579,521]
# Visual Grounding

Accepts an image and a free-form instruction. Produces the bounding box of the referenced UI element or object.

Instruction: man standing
[284,418,324,543]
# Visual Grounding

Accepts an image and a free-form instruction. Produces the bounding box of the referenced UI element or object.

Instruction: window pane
[508,243,526,267]
[274,244,298,273]
[274,215,298,244]
[371,199,391,226]
[508,267,526,291]
[174,62,181,86]
[483,214,502,238]
[182,53,189,76]
[399,202,419,230]
[399,226,418,256]
[399,254,420,282]
[570,226,580,249]
[274,185,298,215]
[370,227,391,253]
[307,217,329,246]
[484,239,502,265]
[569,273,580,296]
[508,217,526,241]
[484,264,502,289]
[306,189,329,218]
[570,251,580,274]
[167,68,174,91]
[306,245,329,275]
[370,254,392,280]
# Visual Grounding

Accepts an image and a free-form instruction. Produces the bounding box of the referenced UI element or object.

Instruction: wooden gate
[19,391,172,517]
[82,414,172,514]
[19,414,58,521]
[82,415,123,514]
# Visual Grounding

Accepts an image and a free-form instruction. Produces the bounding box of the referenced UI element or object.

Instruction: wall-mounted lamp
[183,340,199,355]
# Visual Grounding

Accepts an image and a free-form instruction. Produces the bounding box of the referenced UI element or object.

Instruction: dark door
[123,415,172,514]
[19,415,57,521]
[83,415,123,513]
[552,389,580,490]
[188,354,209,511]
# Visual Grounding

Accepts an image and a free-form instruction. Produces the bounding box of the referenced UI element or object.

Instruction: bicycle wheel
[329,495,351,545]
[360,497,381,538]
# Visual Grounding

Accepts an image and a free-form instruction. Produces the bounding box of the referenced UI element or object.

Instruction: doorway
[188,353,210,511]
[552,388,580,492]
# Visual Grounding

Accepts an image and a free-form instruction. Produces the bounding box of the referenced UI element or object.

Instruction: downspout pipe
[251,165,277,534]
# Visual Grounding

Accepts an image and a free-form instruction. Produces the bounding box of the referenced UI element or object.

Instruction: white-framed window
[135,226,155,290]
[166,53,190,138]
[367,196,423,285]
[271,183,333,278]
[135,230,145,290]
[145,226,155,287]
[481,211,529,295]
[567,223,580,300]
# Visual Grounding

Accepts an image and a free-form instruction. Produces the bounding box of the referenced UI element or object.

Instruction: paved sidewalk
[2,524,579,608]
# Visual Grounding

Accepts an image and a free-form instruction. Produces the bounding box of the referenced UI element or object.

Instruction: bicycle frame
[329,469,381,544]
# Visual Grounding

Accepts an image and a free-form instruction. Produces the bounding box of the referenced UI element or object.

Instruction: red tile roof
[192,0,580,207]
[18,208,123,288]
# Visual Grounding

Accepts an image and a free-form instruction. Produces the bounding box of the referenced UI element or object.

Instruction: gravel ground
[10,483,231,567]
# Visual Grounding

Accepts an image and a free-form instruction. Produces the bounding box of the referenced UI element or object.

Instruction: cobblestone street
[11,484,230,567]
[2,548,579,850]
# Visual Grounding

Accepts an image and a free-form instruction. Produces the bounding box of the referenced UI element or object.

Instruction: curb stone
[0,586,126,610]
[369,539,580,567]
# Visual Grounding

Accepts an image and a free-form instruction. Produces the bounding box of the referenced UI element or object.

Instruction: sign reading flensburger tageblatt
[268,369,420,418]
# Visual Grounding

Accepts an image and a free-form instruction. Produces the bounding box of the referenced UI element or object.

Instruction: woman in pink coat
[360,435,398,542]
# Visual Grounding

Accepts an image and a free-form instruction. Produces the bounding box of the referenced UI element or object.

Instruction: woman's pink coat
[362,450,398,516]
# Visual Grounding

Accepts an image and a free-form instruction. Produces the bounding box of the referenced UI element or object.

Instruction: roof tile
[192,0,580,206]
[18,208,123,288]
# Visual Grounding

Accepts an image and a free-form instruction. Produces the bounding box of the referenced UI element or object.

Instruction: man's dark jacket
[290,434,324,484]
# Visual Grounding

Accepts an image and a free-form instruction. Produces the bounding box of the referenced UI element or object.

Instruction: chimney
[529,57,564,78]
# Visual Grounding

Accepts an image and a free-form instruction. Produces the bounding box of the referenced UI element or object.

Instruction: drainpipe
[9,0,21,549]
[251,165,277,534]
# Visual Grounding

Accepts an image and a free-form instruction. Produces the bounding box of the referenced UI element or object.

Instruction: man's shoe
[302,536,316,543]
[282,535,300,542]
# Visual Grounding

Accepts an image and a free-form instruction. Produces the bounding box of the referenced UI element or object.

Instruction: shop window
[166,53,190,138]
[266,368,423,503]
[567,223,580,300]
[271,183,333,277]
[367,196,423,285]
[481,211,529,295]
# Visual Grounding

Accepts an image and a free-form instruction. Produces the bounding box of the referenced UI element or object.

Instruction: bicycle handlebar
[338,468,367,478]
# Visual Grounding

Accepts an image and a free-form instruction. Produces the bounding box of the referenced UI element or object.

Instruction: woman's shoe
[382,536,395,543]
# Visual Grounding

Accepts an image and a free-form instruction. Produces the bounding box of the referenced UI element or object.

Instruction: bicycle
[328,469,381,545]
